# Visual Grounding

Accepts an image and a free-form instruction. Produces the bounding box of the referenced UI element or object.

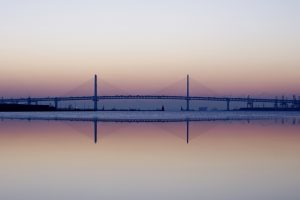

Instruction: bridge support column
[27,97,32,105]
[274,97,278,109]
[226,99,230,111]
[54,98,59,110]
[186,74,190,111]
[280,96,288,108]
[94,74,98,111]
[247,101,253,109]
[246,96,253,109]
[292,95,297,108]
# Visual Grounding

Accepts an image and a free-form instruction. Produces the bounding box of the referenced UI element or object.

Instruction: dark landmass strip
[1,103,299,112]
[238,107,300,111]
[0,104,56,112]
[0,104,166,112]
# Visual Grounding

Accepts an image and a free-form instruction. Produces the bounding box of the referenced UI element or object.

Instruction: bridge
[1,74,299,111]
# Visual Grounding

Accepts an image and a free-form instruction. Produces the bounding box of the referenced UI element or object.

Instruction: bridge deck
[1,95,298,104]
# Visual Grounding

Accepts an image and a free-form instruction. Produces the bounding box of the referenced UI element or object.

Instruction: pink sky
[0,1,299,97]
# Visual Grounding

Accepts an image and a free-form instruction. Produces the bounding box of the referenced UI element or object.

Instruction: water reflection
[0,117,300,200]
[1,117,300,145]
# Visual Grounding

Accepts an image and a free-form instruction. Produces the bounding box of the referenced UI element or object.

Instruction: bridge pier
[94,74,98,111]
[186,74,190,111]
[246,96,253,109]
[247,101,254,109]
[27,97,32,105]
[292,95,299,108]
[280,96,288,108]
[292,95,296,108]
[274,97,278,109]
[226,99,230,111]
[54,98,59,110]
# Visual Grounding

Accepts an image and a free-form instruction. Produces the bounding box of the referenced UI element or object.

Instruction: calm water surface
[0,118,300,200]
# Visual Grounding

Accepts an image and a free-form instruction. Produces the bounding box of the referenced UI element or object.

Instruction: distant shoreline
[0,111,299,122]
[1,103,300,112]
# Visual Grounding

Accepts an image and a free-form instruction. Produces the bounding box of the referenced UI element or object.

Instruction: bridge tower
[94,74,98,111]
[186,74,190,111]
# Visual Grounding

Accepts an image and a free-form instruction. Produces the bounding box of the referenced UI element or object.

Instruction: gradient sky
[0,0,299,97]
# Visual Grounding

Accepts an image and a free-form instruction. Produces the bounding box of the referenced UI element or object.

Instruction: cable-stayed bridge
[1,74,299,111]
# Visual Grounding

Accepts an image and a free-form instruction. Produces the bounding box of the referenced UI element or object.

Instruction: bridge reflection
[90,118,300,144]
[91,120,194,144]
[1,116,300,144]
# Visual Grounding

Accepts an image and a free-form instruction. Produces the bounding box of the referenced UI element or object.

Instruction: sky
[0,0,299,97]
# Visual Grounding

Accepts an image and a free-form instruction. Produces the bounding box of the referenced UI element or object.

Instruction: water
[0,113,300,200]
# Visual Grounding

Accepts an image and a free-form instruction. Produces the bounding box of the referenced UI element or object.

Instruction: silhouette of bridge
[1,74,299,111]
[1,116,299,144]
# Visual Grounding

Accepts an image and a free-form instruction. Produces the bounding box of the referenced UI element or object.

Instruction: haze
[0,0,299,97]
